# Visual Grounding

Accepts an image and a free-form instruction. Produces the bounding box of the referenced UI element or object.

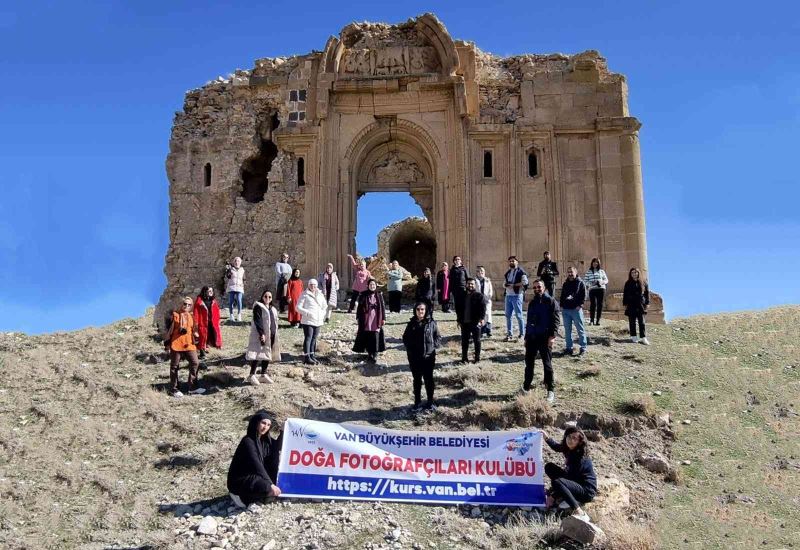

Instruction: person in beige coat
[318,263,340,322]
[245,289,282,386]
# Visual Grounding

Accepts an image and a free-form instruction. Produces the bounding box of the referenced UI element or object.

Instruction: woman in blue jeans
[542,426,597,522]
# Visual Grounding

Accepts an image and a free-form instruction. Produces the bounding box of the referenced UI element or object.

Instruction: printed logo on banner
[505,432,537,457]
[289,422,319,445]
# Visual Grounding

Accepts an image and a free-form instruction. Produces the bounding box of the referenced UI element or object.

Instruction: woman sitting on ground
[402,301,441,413]
[542,426,597,522]
[227,410,282,507]
[245,289,281,386]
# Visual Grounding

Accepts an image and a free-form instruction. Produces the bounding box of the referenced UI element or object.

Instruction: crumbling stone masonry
[156,13,663,325]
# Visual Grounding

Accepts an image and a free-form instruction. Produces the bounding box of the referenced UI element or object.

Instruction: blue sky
[1,1,798,333]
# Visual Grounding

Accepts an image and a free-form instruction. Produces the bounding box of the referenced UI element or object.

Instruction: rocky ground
[1,304,798,549]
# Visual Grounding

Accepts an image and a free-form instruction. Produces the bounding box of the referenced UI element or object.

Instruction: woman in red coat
[194,286,223,358]
[285,269,304,327]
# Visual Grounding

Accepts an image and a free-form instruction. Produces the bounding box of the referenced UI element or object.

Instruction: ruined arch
[346,119,441,230]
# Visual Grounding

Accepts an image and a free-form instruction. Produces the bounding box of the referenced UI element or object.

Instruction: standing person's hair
[422,267,431,277]
[589,258,601,271]
[561,426,589,460]
[628,267,643,282]
[291,268,301,280]
[260,288,272,302]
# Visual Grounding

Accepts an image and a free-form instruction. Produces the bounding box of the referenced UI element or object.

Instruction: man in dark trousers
[460,278,486,364]
[523,279,560,403]
[559,266,588,355]
[536,251,559,297]
[449,255,469,325]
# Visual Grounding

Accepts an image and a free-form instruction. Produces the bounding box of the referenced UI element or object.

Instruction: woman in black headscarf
[227,411,283,506]
[415,267,436,319]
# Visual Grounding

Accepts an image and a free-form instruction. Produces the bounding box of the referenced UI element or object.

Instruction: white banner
[277,418,545,506]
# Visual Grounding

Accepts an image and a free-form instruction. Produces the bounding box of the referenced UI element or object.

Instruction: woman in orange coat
[285,268,304,327]
[164,297,202,397]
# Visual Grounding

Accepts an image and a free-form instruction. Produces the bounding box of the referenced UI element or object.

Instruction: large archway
[344,118,441,268]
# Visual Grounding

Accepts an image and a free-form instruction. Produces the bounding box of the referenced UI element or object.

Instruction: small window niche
[482,150,493,179]
[297,157,306,187]
[203,163,212,187]
[528,151,539,178]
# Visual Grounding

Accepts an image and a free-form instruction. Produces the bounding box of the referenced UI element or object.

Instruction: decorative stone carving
[340,46,440,77]
[342,48,371,75]
[368,153,423,184]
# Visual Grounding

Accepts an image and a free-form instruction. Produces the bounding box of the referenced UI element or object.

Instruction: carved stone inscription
[368,153,424,184]
[340,46,440,77]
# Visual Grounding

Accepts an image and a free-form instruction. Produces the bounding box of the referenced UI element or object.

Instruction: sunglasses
[182,304,192,307]
[415,307,426,311]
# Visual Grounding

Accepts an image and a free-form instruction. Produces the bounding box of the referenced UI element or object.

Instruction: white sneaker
[547,391,555,403]
[572,511,591,523]
[248,374,260,386]
[171,390,184,398]
[640,337,650,346]
[188,388,206,395]
[259,374,274,384]
[558,501,571,510]
[631,336,639,344]
[237,314,243,322]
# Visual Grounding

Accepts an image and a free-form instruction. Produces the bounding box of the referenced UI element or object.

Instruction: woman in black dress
[227,411,283,506]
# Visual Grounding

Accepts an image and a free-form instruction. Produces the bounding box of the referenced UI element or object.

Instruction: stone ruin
[156,13,663,325]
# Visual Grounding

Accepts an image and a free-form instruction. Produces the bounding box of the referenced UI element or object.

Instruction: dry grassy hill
[1,304,798,549]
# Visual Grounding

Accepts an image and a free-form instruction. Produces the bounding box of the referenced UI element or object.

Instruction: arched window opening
[241,139,278,203]
[483,150,493,178]
[204,163,212,187]
[528,151,539,178]
[297,157,305,187]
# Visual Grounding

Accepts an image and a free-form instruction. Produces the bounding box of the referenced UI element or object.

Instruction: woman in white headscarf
[296,278,328,364]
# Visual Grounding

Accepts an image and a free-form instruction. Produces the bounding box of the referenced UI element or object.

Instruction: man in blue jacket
[524,279,560,403]
[559,266,587,356]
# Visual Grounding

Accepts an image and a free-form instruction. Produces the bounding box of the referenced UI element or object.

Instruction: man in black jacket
[536,251,559,297]
[559,266,587,355]
[449,256,469,324]
[523,279,561,402]
[460,278,486,363]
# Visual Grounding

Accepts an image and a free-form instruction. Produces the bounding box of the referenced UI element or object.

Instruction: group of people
[164,251,651,403]
[161,252,631,525]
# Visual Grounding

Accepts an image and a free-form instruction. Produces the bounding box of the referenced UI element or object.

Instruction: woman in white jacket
[296,279,328,364]
[318,263,340,323]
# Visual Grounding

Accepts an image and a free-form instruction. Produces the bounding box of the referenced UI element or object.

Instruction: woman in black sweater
[227,411,283,506]
[543,426,597,521]
[402,301,442,412]
[415,267,436,319]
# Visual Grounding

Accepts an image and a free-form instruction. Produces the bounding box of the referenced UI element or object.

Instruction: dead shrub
[664,467,683,485]
[597,517,657,550]
[458,393,553,430]
[203,369,236,386]
[617,396,656,417]
[578,365,602,378]
[495,515,561,549]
